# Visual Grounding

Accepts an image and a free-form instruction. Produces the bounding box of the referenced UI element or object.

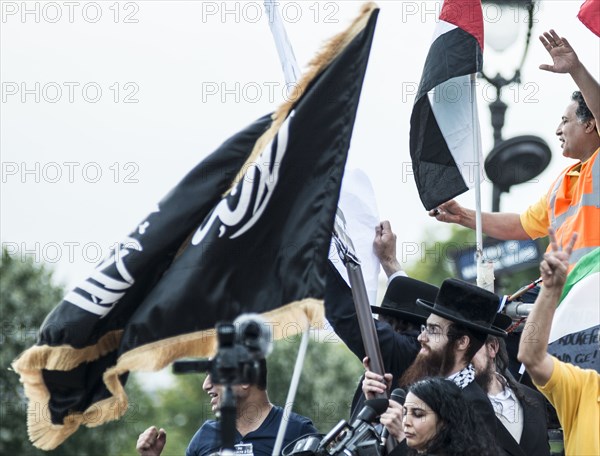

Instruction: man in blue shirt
[137,360,317,456]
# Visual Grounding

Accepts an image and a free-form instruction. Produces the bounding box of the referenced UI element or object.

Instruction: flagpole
[263,5,385,451]
[264,0,301,90]
[471,73,493,292]
[271,327,310,456]
[262,6,307,454]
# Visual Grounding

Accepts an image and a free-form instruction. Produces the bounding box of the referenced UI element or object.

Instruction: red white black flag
[578,0,600,37]
[12,4,379,449]
[410,0,484,210]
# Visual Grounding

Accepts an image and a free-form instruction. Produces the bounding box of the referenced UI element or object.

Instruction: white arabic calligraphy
[191,112,293,246]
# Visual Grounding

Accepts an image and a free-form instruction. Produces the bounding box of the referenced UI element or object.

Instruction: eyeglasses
[420,324,445,337]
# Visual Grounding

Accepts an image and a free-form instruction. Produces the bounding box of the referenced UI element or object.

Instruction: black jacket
[493,384,550,456]
[463,378,550,456]
[324,264,420,417]
[461,380,499,433]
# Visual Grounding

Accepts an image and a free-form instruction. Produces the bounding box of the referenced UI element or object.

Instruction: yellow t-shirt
[535,357,600,456]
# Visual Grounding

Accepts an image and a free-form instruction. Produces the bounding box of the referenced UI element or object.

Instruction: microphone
[381,388,407,447]
[390,388,407,405]
[233,313,273,358]
[353,398,389,426]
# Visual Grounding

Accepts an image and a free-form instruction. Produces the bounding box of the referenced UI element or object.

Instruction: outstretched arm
[518,229,577,386]
[428,199,530,240]
[539,30,600,125]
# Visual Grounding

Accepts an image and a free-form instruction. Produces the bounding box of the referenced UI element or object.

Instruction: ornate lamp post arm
[479,0,535,211]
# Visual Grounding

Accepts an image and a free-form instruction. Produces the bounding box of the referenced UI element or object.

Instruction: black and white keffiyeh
[448,363,476,389]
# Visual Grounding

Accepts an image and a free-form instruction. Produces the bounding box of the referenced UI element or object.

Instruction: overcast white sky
[2,0,599,292]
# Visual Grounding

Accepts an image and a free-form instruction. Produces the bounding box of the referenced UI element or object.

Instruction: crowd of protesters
[136,29,599,456]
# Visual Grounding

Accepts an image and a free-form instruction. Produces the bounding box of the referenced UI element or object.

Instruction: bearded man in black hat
[397,278,508,390]
[364,279,530,455]
[325,221,438,418]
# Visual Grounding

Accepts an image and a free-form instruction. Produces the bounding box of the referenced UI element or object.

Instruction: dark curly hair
[407,377,499,456]
[571,91,593,123]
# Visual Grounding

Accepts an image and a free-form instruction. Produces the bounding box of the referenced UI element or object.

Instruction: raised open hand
[539,29,580,75]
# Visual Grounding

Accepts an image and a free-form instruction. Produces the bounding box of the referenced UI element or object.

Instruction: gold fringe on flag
[11,2,376,449]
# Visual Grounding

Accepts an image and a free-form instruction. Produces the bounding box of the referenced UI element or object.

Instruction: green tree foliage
[405,226,546,296]
[266,333,364,432]
[0,248,156,456]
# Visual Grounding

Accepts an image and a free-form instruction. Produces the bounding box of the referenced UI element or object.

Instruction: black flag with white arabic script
[13,3,379,450]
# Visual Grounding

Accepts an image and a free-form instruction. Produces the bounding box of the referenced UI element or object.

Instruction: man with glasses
[325,220,438,419]
[364,279,528,455]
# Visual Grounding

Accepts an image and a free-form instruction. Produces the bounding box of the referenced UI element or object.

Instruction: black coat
[496,384,550,456]
[324,264,420,418]
[461,381,499,436]
[325,264,549,456]
[462,380,550,456]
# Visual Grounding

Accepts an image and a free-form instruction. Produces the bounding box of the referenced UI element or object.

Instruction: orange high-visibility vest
[546,148,600,270]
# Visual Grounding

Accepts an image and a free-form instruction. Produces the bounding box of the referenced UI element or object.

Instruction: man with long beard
[325,220,438,419]
[364,279,525,455]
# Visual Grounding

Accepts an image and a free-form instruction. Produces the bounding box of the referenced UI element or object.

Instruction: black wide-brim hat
[416,278,508,338]
[493,313,513,332]
[371,276,438,325]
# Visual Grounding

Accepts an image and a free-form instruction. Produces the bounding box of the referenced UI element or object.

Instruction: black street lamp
[480,0,551,212]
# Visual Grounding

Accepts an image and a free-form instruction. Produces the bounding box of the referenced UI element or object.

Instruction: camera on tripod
[172,314,273,385]
[172,314,273,452]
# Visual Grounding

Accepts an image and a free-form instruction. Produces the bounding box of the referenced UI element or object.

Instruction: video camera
[283,398,388,456]
[172,314,272,386]
[172,314,273,452]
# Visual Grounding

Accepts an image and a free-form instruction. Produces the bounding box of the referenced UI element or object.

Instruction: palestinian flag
[12,3,380,449]
[410,0,484,211]
[548,248,600,372]
[578,0,600,37]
